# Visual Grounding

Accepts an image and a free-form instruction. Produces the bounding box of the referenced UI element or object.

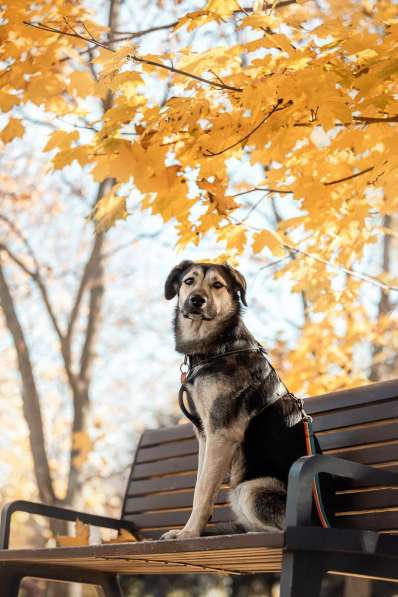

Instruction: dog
[160,261,333,540]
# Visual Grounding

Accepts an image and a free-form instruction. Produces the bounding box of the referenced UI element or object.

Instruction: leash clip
[294,396,313,423]
[180,357,189,383]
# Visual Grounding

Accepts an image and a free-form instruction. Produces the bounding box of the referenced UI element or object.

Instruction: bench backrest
[121,379,398,540]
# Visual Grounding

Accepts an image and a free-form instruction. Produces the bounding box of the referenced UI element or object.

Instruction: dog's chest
[187,375,221,428]
[187,373,249,442]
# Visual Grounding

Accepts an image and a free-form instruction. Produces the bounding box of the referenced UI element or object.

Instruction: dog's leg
[160,433,237,540]
[230,477,286,532]
[196,430,206,482]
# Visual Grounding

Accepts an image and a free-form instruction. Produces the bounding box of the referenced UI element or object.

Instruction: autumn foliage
[1,0,397,395]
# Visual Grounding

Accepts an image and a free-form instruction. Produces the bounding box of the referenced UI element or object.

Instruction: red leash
[303,417,331,528]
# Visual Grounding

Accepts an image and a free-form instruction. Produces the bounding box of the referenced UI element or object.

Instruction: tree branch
[0,218,65,344]
[66,234,103,345]
[230,165,377,199]
[293,115,398,128]
[108,22,179,42]
[78,232,105,384]
[23,21,242,93]
[229,215,398,293]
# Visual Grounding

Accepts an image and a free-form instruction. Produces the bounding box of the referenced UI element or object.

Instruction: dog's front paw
[160,528,200,541]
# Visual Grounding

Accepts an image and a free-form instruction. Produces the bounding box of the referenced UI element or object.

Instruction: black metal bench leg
[280,551,325,597]
[99,574,124,597]
[1,568,22,597]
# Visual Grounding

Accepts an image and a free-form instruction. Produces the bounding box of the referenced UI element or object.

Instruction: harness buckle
[180,362,189,374]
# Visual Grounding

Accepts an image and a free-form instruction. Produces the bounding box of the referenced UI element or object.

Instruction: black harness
[178,346,310,430]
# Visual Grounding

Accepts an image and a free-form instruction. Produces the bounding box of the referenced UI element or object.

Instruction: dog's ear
[164,260,194,300]
[222,264,247,306]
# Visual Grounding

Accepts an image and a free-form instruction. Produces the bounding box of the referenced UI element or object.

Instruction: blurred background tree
[0,0,397,595]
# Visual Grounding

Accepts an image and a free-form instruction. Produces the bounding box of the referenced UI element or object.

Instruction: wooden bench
[1,378,398,596]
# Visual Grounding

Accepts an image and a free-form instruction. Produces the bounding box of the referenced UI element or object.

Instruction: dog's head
[164,261,247,322]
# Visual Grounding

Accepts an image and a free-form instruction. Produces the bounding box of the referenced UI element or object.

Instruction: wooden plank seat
[1,378,398,596]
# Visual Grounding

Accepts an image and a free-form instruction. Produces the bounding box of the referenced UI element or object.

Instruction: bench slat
[311,400,398,432]
[131,455,198,480]
[318,421,398,451]
[124,506,232,529]
[304,379,398,415]
[126,474,197,496]
[140,425,194,448]
[136,439,198,463]
[336,511,398,531]
[325,442,398,466]
[124,489,229,513]
[335,489,398,512]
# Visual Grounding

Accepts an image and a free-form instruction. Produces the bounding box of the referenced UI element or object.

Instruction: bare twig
[231,187,293,197]
[323,166,375,186]
[230,165,377,198]
[23,21,243,93]
[108,22,179,41]
[129,54,241,92]
[204,99,292,156]
[241,192,270,222]
[294,115,398,128]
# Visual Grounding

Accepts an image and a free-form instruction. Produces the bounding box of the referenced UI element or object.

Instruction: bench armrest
[0,499,140,549]
[286,454,398,527]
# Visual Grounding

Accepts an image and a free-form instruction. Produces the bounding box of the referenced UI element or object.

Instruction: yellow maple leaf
[44,130,80,152]
[94,46,133,77]
[174,10,212,32]
[0,92,20,112]
[240,14,280,30]
[93,190,128,232]
[206,0,237,18]
[200,179,237,215]
[67,71,95,98]
[252,230,285,256]
[0,118,24,143]
[51,145,92,170]
[56,519,90,547]
[72,431,93,469]
[101,528,138,544]
[218,224,247,254]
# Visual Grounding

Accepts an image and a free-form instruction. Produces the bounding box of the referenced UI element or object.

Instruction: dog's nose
[190,294,206,308]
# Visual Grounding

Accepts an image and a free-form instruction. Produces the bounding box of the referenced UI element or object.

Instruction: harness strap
[178,385,202,430]
[303,418,332,528]
[181,347,264,384]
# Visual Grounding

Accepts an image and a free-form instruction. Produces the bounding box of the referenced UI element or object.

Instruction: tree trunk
[0,261,55,505]
[369,214,392,382]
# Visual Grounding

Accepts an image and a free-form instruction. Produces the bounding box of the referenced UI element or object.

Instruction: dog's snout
[190,294,206,308]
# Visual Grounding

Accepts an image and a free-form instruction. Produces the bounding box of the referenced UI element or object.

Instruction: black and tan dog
[161,260,332,540]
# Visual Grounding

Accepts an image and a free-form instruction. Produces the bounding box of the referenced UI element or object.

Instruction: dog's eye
[184,277,194,285]
[213,282,224,289]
